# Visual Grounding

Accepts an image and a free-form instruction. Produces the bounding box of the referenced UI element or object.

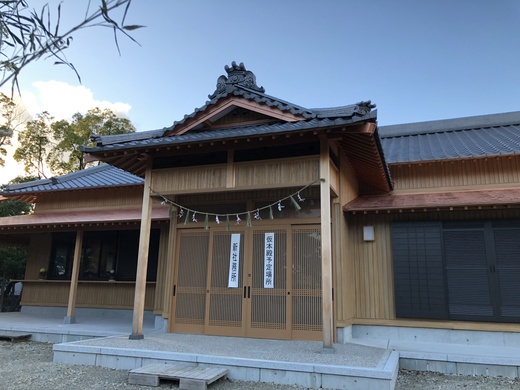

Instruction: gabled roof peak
[208,61,265,99]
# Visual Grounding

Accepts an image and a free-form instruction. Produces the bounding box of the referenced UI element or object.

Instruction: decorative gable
[164,62,312,136]
[209,107,276,128]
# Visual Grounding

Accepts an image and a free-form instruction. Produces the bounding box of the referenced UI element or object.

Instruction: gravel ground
[0,341,519,389]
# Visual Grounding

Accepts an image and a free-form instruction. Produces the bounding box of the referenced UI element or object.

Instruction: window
[392,220,520,323]
[48,229,160,281]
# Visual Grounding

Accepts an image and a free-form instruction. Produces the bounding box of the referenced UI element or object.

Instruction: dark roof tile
[1,164,142,195]
[379,111,520,163]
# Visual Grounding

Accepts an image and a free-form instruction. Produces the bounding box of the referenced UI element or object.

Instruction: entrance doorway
[170,224,322,341]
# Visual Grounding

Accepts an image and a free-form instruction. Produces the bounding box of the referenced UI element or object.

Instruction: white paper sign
[228,233,241,288]
[264,232,275,288]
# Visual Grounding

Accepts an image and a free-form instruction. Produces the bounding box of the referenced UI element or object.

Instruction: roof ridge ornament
[209,61,265,99]
[354,100,376,116]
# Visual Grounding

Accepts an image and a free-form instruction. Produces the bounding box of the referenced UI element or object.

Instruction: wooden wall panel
[234,157,320,189]
[21,281,156,310]
[36,187,143,212]
[391,156,520,192]
[152,165,227,194]
[335,154,359,325]
[151,157,320,195]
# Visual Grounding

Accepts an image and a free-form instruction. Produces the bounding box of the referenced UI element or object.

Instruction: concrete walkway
[0,311,398,389]
[53,332,398,389]
[2,312,520,388]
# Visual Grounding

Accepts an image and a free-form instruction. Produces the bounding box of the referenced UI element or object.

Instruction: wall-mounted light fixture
[363,226,375,241]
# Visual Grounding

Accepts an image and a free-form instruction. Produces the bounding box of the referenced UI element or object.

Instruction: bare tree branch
[0,0,144,94]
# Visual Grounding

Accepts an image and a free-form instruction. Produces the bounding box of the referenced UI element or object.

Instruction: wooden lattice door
[170,230,210,334]
[291,225,322,340]
[205,231,246,336]
[246,228,291,339]
[170,225,322,340]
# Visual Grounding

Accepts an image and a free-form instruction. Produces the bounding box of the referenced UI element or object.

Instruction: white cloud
[27,81,132,120]
[0,81,132,184]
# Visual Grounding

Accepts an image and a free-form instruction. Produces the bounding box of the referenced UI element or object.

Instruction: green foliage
[48,107,135,174]
[12,107,135,177]
[7,174,39,184]
[13,111,53,178]
[0,92,29,167]
[0,0,143,92]
[0,245,26,280]
[0,199,32,216]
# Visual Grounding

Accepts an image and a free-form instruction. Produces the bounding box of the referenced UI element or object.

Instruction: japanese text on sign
[228,233,241,288]
[264,232,275,288]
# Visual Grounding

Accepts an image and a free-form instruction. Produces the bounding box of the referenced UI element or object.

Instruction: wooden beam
[320,136,334,350]
[130,159,153,339]
[64,230,83,324]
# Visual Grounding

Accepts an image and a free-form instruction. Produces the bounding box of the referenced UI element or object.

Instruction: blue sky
[2,0,520,182]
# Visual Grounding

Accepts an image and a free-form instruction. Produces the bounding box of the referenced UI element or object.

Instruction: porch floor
[0,310,157,342]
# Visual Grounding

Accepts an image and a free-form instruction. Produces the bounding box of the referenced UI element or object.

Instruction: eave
[0,206,170,232]
[84,113,380,178]
[337,122,393,193]
[343,187,520,214]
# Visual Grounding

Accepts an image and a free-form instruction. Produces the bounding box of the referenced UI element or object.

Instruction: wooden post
[130,159,153,339]
[64,230,83,324]
[320,136,334,350]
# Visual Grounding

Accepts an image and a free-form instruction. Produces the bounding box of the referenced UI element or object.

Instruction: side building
[0,164,170,326]
[342,111,520,342]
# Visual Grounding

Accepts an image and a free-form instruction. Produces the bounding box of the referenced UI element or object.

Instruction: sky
[1,0,520,184]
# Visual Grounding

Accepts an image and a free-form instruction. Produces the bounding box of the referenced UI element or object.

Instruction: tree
[48,107,135,174]
[13,111,53,178]
[13,107,135,177]
[0,245,26,311]
[0,0,142,92]
[0,175,36,216]
[0,175,33,312]
[0,92,30,167]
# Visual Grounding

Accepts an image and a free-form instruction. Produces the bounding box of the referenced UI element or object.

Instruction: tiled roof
[88,62,376,150]
[85,112,377,153]
[379,111,520,164]
[1,164,142,195]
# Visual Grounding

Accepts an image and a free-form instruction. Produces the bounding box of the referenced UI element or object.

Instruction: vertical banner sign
[228,233,241,288]
[264,232,275,288]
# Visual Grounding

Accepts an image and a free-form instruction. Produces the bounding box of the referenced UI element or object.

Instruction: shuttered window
[392,222,447,319]
[494,227,520,319]
[392,220,520,323]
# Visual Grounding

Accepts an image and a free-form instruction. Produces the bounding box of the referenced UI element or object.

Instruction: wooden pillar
[320,136,334,350]
[130,159,153,339]
[64,230,83,324]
